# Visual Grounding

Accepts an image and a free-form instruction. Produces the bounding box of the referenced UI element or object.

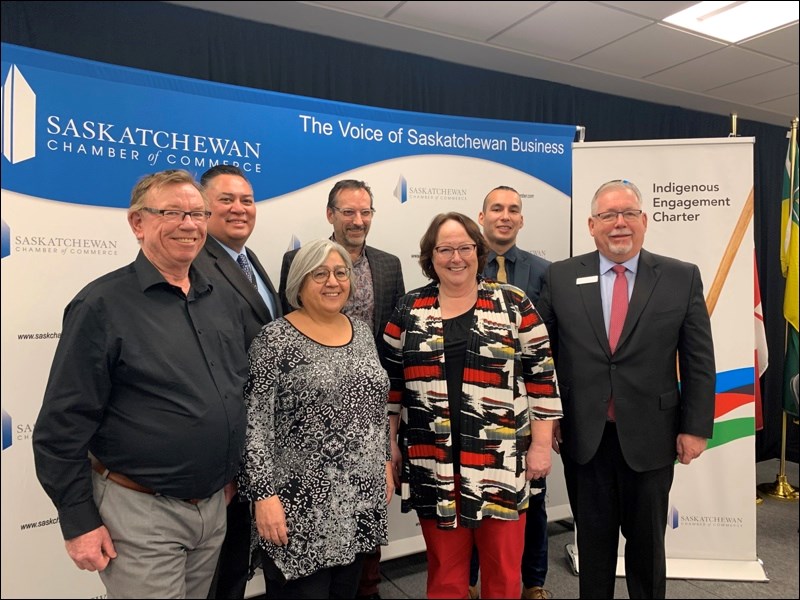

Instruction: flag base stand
[757,475,799,501]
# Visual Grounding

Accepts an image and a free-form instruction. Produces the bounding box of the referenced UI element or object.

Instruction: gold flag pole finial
[757,117,799,502]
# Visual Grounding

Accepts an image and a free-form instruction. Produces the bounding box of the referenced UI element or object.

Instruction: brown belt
[90,457,203,505]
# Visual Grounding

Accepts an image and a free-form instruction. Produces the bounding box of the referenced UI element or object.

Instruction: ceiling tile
[741,22,799,63]
[301,1,402,18]
[388,1,547,41]
[756,93,799,120]
[492,2,652,61]
[596,1,699,20]
[646,46,790,92]
[708,64,799,104]
[575,24,724,78]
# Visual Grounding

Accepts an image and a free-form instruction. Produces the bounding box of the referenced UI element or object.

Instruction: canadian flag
[754,253,768,431]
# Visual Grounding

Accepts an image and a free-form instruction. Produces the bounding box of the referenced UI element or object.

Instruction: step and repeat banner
[572,138,765,581]
[0,43,576,598]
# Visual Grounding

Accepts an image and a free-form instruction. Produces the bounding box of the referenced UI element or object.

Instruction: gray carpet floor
[377,458,799,599]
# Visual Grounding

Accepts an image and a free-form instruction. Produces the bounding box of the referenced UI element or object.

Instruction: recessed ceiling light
[664,1,799,43]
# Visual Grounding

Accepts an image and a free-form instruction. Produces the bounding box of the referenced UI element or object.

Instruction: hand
[676,433,707,465]
[254,496,289,546]
[385,462,396,504]
[65,526,117,572]
[552,421,562,455]
[390,439,402,489]
[527,420,554,480]
[223,481,237,505]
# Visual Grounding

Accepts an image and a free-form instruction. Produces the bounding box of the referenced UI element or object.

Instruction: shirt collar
[599,252,639,276]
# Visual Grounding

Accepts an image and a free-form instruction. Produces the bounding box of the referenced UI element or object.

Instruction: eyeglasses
[309,266,351,283]
[434,244,477,259]
[331,206,376,219]
[592,210,643,224]
[140,207,211,222]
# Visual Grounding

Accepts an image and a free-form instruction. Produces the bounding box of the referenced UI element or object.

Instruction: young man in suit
[475,185,553,600]
[279,179,405,600]
[194,164,282,598]
[537,179,715,599]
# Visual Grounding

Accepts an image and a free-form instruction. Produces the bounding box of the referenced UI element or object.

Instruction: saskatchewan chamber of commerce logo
[2,62,264,173]
[2,65,37,165]
[2,409,14,450]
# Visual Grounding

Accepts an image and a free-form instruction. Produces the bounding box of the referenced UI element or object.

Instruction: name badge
[576,275,599,285]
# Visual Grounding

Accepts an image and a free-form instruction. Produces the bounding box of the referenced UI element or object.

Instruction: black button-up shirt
[33,251,249,540]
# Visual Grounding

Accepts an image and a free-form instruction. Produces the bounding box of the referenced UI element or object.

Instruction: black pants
[563,423,674,599]
[207,498,251,598]
[264,554,365,600]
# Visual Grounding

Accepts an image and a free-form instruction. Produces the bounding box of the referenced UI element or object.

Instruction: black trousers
[207,498,252,598]
[562,423,674,599]
[263,554,365,600]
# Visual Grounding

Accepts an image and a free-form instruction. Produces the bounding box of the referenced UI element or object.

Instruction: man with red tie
[536,179,715,599]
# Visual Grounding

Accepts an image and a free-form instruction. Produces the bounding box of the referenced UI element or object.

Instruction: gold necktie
[496,255,507,283]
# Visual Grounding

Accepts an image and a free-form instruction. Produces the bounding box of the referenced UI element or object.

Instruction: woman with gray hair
[239,238,393,599]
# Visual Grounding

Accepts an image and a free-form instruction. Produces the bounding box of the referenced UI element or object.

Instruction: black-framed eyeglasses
[592,210,643,224]
[331,206,376,219]
[434,244,477,259]
[140,207,211,222]
[309,266,351,283]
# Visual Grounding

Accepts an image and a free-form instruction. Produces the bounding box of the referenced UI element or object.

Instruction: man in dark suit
[536,179,715,599]
[194,165,282,599]
[279,179,404,600]
[479,185,550,304]
[474,185,553,600]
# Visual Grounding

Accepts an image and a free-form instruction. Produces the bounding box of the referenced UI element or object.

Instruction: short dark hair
[327,179,374,209]
[482,185,521,212]
[200,165,249,188]
[419,212,488,282]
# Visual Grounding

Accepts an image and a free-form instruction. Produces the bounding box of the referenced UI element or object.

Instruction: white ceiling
[167,1,799,128]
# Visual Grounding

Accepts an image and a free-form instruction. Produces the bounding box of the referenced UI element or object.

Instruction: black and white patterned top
[240,316,390,581]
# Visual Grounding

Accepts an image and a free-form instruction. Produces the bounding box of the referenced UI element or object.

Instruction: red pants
[419,511,526,599]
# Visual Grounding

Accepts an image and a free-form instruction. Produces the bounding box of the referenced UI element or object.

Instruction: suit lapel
[248,251,281,319]
[514,252,531,296]
[206,238,271,323]
[365,246,384,333]
[616,249,658,352]
[577,252,609,355]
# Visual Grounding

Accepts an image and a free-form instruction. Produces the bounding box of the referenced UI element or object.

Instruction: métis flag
[780,137,799,417]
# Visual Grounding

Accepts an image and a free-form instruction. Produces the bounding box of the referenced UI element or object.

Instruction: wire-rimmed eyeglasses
[434,244,477,259]
[140,207,211,222]
[309,266,351,283]
[331,206,376,219]
[592,210,643,224]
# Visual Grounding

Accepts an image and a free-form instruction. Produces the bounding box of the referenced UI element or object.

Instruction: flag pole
[758,117,799,502]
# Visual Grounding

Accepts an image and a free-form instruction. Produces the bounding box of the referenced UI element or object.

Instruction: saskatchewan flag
[781,138,799,417]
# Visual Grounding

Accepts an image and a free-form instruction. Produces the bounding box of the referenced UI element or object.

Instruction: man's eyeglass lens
[141,207,211,222]
[594,210,642,223]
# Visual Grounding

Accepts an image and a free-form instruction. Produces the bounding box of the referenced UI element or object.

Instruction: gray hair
[285,239,356,309]
[129,169,206,214]
[590,179,642,215]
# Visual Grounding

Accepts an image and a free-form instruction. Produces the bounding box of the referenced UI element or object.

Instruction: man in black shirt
[33,169,249,598]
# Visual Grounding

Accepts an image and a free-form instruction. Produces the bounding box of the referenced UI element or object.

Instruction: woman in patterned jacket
[240,239,393,599]
[383,212,562,599]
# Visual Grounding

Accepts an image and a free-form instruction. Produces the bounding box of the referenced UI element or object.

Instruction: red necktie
[607,264,628,420]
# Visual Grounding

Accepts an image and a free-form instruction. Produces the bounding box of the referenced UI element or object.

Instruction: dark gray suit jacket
[536,248,715,472]
[194,236,282,347]
[484,245,550,304]
[279,243,405,345]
